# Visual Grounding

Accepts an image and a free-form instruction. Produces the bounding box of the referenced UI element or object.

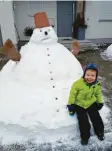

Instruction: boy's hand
[67,104,76,115]
[69,111,75,116]
[97,103,103,110]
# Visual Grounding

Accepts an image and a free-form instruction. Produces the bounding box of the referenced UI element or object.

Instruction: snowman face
[30,26,58,44]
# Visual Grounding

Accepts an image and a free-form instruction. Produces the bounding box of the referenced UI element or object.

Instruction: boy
[67,63,105,145]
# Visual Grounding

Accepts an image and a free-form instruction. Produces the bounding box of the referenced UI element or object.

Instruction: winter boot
[97,133,105,141]
[81,139,88,145]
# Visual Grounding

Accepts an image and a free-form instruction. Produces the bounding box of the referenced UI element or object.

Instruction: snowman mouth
[41,37,50,41]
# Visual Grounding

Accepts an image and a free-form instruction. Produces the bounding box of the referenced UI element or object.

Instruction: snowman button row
[46,50,56,89]
[47,47,50,55]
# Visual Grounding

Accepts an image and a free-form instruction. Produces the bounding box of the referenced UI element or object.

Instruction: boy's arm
[68,82,78,105]
[95,83,103,104]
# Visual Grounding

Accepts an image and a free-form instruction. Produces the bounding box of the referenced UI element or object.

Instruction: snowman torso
[0,41,83,128]
[15,42,83,89]
[0,25,84,128]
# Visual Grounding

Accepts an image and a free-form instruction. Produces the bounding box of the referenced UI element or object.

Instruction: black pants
[75,103,104,140]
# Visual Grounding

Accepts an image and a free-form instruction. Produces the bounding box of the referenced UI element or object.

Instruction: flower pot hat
[34,12,50,28]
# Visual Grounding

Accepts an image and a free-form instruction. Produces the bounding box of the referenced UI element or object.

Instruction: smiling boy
[67,63,105,145]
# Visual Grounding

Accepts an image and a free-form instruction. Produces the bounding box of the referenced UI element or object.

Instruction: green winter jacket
[68,78,102,109]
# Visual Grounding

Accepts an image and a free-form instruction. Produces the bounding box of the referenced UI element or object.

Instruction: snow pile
[101,44,112,60]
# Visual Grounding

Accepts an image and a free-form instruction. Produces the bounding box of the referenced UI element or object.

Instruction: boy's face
[84,69,97,83]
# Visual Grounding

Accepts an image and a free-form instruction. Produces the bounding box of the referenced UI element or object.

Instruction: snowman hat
[34,12,50,28]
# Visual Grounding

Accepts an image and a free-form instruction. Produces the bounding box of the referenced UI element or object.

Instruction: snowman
[0,12,84,130]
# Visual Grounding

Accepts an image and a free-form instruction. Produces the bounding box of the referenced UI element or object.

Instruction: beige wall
[85,1,112,39]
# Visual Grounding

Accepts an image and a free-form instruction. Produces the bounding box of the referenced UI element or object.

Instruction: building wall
[0,1,17,44]
[85,1,112,39]
[14,1,57,41]
[1,1,112,43]
[0,25,3,46]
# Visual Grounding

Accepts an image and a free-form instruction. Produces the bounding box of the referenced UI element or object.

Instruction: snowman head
[30,26,58,44]
[30,12,58,44]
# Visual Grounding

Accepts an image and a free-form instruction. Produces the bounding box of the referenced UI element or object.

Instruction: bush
[24,27,34,37]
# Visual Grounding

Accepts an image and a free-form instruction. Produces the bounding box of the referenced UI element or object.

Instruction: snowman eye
[40,29,42,32]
